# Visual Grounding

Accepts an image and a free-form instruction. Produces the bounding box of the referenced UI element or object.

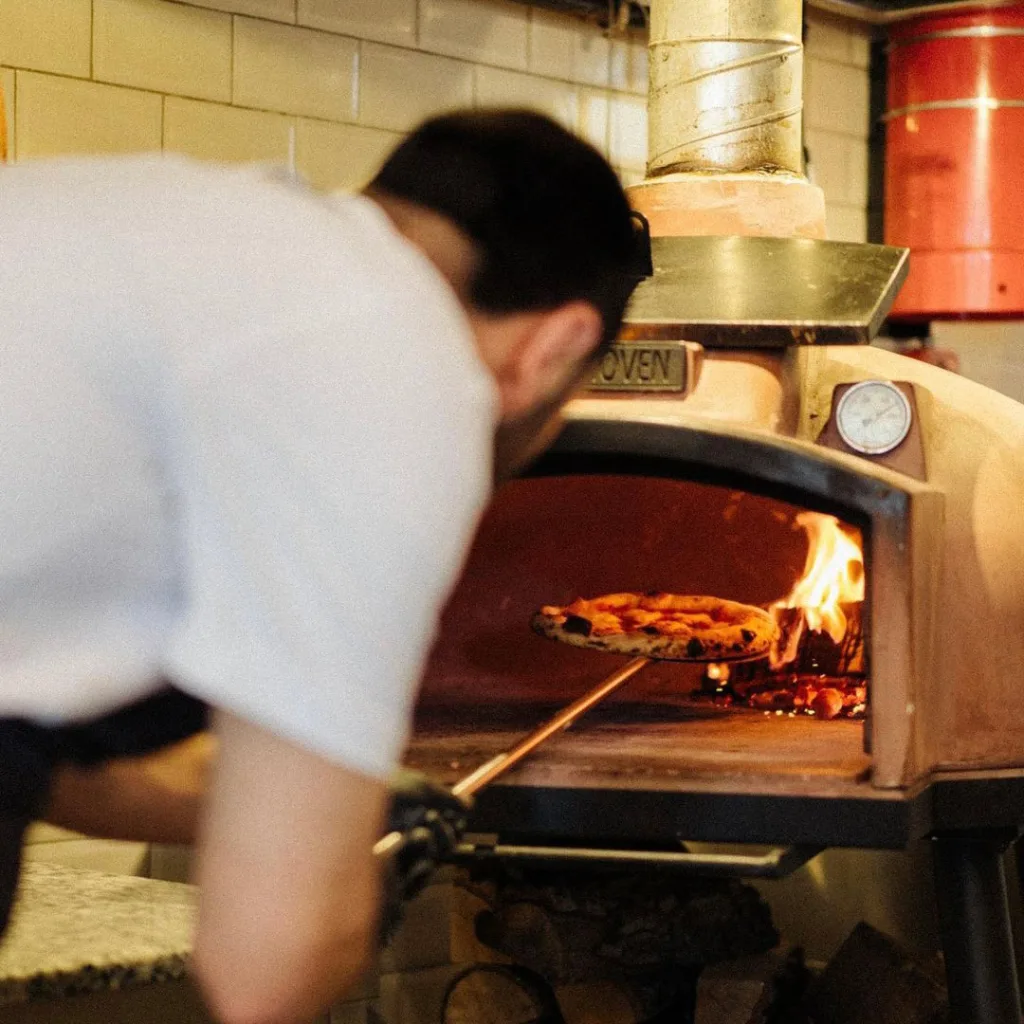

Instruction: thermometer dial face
[836,380,913,456]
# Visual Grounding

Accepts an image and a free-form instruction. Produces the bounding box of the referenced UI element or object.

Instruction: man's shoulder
[0,152,242,204]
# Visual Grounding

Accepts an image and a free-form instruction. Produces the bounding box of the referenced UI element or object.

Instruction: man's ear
[501,301,602,418]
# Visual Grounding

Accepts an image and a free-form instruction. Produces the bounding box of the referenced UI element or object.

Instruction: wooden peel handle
[451,656,651,799]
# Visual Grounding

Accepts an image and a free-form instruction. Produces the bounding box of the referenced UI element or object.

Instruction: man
[0,110,640,1023]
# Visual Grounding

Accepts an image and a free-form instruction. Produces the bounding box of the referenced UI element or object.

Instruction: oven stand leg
[933,833,1022,1024]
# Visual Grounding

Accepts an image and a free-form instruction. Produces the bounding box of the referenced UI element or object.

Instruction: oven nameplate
[587,340,695,392]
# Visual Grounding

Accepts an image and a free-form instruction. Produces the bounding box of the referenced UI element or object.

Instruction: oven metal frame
[530,413,944,789]
[411,401,1024,1023]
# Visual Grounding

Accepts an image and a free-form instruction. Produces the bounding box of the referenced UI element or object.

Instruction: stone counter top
[0,863,196,1006]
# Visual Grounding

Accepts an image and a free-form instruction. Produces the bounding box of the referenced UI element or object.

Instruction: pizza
[532,592,777,662]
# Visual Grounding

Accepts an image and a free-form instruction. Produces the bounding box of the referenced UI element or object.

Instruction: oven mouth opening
[409,468,873,794]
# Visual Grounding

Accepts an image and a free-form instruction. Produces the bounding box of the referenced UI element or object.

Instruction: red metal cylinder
[885,6,1024,319]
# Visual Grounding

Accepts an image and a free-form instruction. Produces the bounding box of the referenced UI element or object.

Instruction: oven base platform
[446,772,1024,1024]
[443,769,1024,851]
[407,716,1024,1022]
[406,703,1024,848]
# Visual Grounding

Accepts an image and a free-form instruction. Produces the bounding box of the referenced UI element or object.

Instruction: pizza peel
[374,608,771,859]
[374,656,654,862]
[449,639,770,799]
[450,654,651,798]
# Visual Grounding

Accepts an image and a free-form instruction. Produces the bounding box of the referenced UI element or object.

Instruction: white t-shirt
[0,155,496,780]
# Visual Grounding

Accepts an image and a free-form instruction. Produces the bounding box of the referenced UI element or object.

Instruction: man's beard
[492,401,565,486]
[491,361,597,485]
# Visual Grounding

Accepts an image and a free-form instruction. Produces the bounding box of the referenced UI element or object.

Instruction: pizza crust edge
[531,596,777,662]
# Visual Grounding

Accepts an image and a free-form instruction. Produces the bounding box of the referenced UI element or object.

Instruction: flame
[770,512,864,669]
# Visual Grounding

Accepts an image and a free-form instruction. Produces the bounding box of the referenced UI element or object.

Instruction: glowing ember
[770,512,864,670]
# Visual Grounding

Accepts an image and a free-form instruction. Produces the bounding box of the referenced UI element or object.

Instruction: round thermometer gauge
[836,380,913,455]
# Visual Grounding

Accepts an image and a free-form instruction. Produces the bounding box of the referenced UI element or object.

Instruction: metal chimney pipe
[648,0,804,177]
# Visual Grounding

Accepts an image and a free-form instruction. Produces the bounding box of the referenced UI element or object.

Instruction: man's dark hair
[369,109,641,348]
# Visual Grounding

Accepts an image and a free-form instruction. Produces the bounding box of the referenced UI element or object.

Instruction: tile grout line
[10,2,654,165]
[1,53,642,185]
[352,41,361,124]
[5,64,643,166]
[2,66,411,135]
[525,4,534,73]
[161,0,650,95]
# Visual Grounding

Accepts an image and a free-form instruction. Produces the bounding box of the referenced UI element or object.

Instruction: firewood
[441,964,564,1024]
[804,923,947,1024]
[695,977,768,1024]
[469,870,778,985]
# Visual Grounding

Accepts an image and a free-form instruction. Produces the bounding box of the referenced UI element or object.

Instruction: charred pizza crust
[532,592,776,662]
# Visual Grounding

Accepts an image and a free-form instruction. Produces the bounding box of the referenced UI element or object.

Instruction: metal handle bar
[453,835,824,879]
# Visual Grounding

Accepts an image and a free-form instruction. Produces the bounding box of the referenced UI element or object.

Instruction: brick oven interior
[409,472,872,798]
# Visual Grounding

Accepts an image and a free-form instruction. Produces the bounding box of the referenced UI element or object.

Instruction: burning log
[695,515,867,720]
[770,603,865,678]
[699,604,866,720]
[768,514,864,671]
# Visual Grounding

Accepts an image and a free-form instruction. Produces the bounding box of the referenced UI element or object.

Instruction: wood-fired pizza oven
[402,0,1024,1015]
[405,341,1024,853]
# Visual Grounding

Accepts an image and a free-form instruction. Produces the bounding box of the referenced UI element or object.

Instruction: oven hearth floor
[407,702,1024,849]
[406,701,870,796]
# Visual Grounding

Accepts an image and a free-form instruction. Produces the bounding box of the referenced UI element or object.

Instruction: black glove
[376,770,470,943]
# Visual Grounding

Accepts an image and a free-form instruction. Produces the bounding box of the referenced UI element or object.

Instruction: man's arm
[191,710,387,1024]
[43,734,214,844]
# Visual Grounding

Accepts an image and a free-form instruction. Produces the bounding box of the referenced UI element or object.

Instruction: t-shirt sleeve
[160,308,493,780]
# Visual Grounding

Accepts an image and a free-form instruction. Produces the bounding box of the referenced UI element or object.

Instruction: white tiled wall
[0,0,647,191]
[0,0,92,78]
[475,64,576,127]
[0,0,871,213]
[164,93,292,162]
[420,0,529,70]
[94,0,234,101]
[359,41,473,132]
[932,320,1024,404]
[234,17,360,120]
[607,90,645,180]
[15,70,164,158]
[803,9,874,242]
[299,0,417,47]
[2,66,14,156]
